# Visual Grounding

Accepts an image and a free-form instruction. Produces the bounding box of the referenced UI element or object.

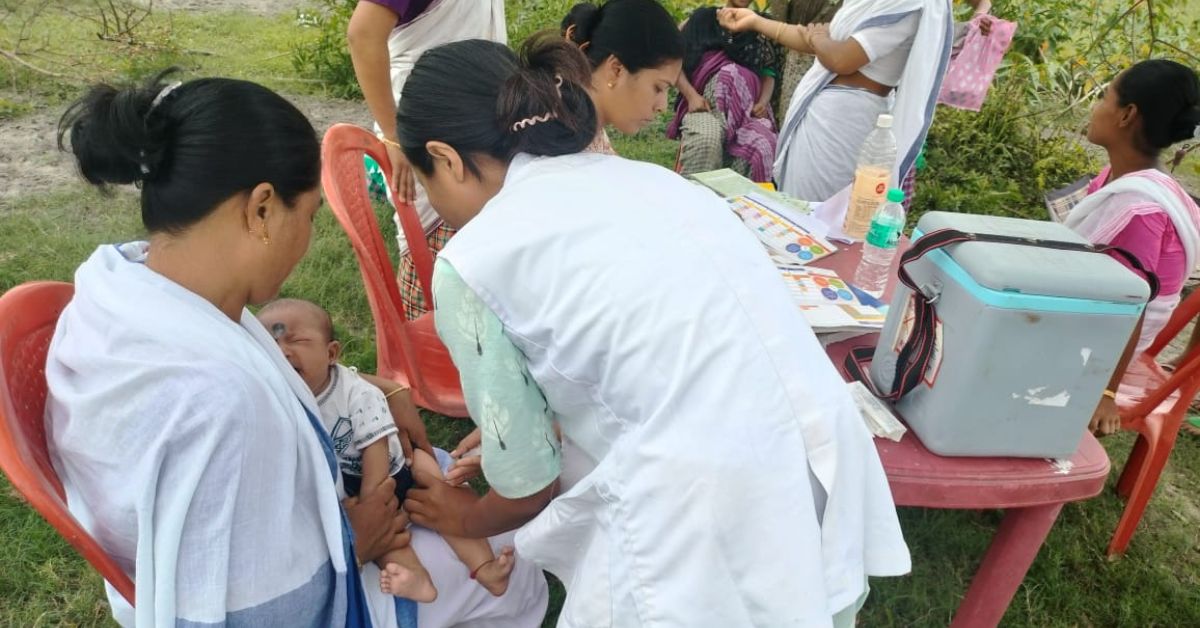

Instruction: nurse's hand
[447,428,483,486]
[405,468,480,537]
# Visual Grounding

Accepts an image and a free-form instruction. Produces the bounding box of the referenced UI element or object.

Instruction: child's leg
[411,449,515,596]
[377,542,437,602]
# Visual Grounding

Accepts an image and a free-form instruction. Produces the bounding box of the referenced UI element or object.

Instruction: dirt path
[156,0,311,16]
[0,95,371,204]
[1,0,368,202]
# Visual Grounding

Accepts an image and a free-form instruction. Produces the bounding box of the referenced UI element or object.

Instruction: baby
[258,299,514,600]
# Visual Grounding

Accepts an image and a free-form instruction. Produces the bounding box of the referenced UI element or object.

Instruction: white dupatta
[45,243,364,627]
[1065,169,1200,349]
[774,0,953,192]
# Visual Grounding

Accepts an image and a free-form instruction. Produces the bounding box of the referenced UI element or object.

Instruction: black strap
[845,228,1160,402]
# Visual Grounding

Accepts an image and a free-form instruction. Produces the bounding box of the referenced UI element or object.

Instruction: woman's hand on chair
[385,141,416,205]
[687,93,712,113]
[1089,395,1122,437]
[717,8,761,33]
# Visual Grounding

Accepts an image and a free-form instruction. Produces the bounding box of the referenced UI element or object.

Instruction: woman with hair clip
[398,34,910,627]
[1066,59,1200,437]
[47,70,548,628]
[559,0,685,154]
[720,0,953,202]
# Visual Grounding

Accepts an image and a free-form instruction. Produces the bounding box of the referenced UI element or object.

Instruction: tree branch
[0,48,64,77]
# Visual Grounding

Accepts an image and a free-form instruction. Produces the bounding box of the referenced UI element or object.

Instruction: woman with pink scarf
[1067,59,1200,435]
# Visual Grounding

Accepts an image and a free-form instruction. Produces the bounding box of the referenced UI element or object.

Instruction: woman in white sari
[47,72,547,627]
[348,0,507,319]
[396,36,910,626]
[720,0,953,201]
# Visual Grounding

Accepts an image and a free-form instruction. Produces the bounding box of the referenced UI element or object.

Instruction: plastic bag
[937,15,1017,112]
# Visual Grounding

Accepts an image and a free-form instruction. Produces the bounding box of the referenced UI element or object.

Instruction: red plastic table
[812,242,1111,628]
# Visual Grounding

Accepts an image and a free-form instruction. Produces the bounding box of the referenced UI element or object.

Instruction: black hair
[58,69,320,234]
[259,298,336,343]
[396,34,598,177]
[563,0,684,73]
[561,3,598,37]
[1115,59,1200,156]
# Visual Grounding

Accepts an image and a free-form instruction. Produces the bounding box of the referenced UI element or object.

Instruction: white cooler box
[868,212,1153,458]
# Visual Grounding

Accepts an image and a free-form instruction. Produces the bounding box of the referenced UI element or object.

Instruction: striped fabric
[397,222,456,320]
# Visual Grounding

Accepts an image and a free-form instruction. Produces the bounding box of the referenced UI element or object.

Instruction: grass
[3,2,1200,627]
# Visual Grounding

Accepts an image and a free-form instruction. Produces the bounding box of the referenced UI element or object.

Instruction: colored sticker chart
[729,196,836,266]
[778,265,886,333]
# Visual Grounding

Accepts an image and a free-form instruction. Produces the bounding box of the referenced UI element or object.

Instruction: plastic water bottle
[843,114,898,240]
[853,188,907,297]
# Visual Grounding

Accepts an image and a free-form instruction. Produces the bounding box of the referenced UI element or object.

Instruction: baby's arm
[359,439,393,497]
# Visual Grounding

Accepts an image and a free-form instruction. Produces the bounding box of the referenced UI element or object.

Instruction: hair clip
[149,81,182,114]
[511,112,557,132]
[555,74,564,97]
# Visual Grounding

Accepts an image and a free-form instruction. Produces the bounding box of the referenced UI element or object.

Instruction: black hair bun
[57,69,184,186]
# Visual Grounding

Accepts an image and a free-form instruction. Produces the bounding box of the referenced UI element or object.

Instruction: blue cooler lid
[914,212,1151,306]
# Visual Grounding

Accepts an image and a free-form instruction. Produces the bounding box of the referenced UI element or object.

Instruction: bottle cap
[886,188,905,203]
[876,114,894,128]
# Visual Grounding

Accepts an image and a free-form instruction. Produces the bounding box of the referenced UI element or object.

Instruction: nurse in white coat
[399,35,911,627]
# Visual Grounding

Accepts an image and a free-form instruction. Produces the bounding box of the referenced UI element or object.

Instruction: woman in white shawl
[396,36,910,626]
[47,72,548,627]
[1066,60,1200,437]
[348,0,507,320]
[719,0,953,201]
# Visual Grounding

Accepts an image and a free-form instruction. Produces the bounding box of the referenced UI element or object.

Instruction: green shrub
[914,77,1097,223]
[291,0,361,100]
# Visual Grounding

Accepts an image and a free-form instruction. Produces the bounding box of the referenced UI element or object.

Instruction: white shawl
[775,0,953,191]
[45,243,364,627]
[1065,169,1200,350]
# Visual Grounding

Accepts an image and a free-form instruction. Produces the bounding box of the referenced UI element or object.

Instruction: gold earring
[254,227,270,245]
[608,81,615,89]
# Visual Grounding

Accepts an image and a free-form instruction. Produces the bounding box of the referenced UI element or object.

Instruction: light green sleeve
[432,259,561,498]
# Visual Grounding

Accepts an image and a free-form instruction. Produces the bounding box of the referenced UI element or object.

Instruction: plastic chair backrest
[1128,287,1200,419]
[320,124,432,387]
[0,281,135,604]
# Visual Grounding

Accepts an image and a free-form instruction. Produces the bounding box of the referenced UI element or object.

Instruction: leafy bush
[914,77,1097,223]
[291,0,360,99]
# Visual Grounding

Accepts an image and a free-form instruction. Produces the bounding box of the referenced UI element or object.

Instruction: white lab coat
[440,153,910,627]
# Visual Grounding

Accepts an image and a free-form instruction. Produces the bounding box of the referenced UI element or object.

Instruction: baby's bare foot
[472,547,516,597]
[379,562,438,602]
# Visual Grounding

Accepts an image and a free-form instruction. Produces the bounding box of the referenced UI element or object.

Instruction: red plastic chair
[320,123,468,418]
[0,281,136,604]
[1107,287,1200,556]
